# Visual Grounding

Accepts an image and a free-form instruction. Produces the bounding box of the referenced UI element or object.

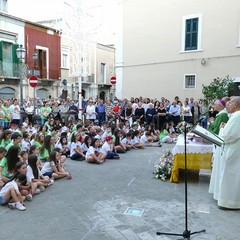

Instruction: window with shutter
[0,41,3,62]
[12,44,19,64]
[185,18,198,51]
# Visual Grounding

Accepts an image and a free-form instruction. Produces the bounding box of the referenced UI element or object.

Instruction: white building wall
[0,15,24,44]
[121,0,240,100]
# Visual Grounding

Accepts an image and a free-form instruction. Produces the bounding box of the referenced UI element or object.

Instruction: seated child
[120,132,133,150]
[41,151,71,180]
[101,136,120,159]
[0,173,26,211]
[86,138,106,164]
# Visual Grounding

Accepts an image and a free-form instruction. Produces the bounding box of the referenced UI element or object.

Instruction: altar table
[170,135,214,183]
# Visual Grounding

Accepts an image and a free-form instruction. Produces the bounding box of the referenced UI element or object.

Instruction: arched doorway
[99,91,105,100]
[37,88,48,100]
[0,87,15,100]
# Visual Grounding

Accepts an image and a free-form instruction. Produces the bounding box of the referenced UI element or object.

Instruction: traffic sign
[110,76,116,85]
[29,75,38,88]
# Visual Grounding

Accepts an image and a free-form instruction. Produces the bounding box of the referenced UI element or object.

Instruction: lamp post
[16,44,26,120]
[32,50,38,114]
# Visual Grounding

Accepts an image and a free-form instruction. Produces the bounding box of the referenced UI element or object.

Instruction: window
[99,63,106,84]
[62,54,68,68]
[185,18,198,50]
[181,13,202,52]
[0,41,18,77]
[0,0,8,12]
[184,75,196,89]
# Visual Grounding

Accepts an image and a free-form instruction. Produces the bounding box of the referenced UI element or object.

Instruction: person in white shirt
[0,173,26,211]
[86,100,97,122]
[26,123,37,135]
[101,136,120,159]
[9,99,21,125]
[182,100,192,123]
[86,138,106,164]
[169,101,181,127]
[81,136,91,154]
[69,132,85,161]
[120,132,133,150]
[41,151,71,180]
[21,132,31,152]
[131,130,144,149]
[27,154,52,190]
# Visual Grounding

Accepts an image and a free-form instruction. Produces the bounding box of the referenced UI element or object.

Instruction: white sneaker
[8,202,16,210]
[26,194,33,201]
[15,202,26,211]
[48,179,54,186]
[35,188,41,194]
[38,186,45,192]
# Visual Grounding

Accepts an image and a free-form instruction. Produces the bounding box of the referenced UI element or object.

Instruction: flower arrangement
[175,121,192,134]
[153,149,174,181]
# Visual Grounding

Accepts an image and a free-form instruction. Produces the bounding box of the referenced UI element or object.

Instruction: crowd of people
[0,94,239,211]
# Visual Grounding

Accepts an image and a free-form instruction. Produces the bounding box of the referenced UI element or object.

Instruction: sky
[8,0,122,44]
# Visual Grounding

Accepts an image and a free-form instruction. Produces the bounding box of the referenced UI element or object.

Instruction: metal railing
[0,61,28,78]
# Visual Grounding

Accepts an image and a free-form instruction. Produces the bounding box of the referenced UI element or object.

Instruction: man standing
[68,100,79,123]
[96,99,106,126]
[169,101,181,127]
[217,96,240,209]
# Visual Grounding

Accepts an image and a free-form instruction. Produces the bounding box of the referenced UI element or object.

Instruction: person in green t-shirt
[33,132,45,148]
[0,129,12,148]
[40,102,52,125]
[0,146,20,185]
[39,135,55,163]
[6,132,22,152]
[2,101,12,129]
[0,101,6,128]
[0,147,7,188]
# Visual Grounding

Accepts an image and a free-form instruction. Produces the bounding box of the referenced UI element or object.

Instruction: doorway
[99,91,105,100]
[0,87,15,100]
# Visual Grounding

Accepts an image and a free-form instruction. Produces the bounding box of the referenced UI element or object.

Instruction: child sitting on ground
[101,136,120,159]
[131,130,144,149]
[86,138,106,164]
[120,132,133,150]
[27,154,53,193]
[41,151,71,180]
[0,173,27,211]
[160,122,175,143]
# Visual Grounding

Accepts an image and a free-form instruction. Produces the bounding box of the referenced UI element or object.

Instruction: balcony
[0,61,20,78]
[0,61,59,81]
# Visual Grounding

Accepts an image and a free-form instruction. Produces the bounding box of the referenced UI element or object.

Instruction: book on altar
[191,125,224,147]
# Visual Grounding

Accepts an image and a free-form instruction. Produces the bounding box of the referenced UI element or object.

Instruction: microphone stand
[156,123,206,239]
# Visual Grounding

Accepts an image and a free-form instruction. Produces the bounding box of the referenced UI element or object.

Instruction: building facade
[39,18,116,102]
[116,0,240,100]
[0,11,61,101]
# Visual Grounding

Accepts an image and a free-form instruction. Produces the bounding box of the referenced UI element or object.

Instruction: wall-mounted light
[32,50,38,61]
[201,58,206,65]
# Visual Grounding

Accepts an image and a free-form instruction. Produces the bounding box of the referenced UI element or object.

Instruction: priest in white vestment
[217,96,240,209]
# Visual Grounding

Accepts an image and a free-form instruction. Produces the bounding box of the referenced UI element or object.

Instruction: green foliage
[202,76,235,104]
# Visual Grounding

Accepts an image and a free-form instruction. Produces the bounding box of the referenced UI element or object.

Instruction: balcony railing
[0,61,19,78]
[0,61,61,81]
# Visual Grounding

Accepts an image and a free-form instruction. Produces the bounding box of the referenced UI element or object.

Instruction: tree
[202,76,235,104]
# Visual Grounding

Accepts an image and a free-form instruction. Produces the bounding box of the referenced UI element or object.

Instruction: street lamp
[32,50,39,114]
[16,44,26,120]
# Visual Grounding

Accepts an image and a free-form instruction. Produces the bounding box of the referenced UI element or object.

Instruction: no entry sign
[29,75,38,88]
[110,76,116,85]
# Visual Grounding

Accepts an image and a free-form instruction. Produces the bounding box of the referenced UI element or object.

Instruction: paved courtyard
[0,145,239,240]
